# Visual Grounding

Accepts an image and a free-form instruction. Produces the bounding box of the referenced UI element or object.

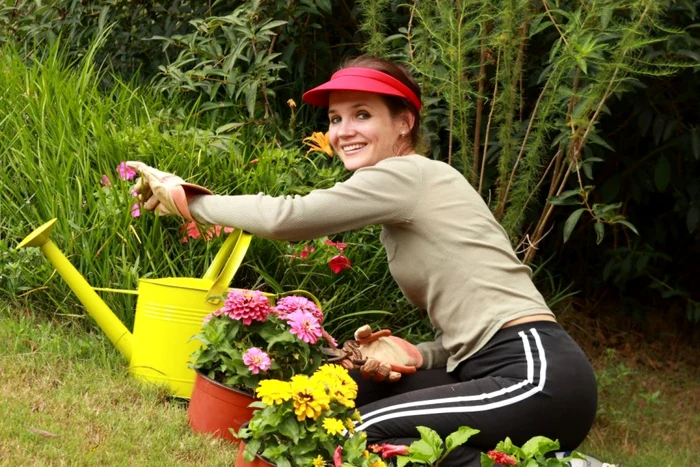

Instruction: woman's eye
[357,112,370,119]
[329,116,340,125]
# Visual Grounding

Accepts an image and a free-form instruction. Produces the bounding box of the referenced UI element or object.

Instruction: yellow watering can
[17,218,262,399]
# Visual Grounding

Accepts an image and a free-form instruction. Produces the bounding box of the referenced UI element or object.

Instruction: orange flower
[303,131,334,157]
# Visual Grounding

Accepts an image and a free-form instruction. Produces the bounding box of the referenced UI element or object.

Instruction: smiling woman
[127,54,597,466]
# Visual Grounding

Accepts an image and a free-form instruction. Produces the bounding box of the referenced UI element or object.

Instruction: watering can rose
[190,289,333,393]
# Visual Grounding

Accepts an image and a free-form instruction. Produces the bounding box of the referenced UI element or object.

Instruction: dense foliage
[0,0,697,326]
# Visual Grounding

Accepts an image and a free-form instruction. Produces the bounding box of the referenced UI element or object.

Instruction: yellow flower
[302,131,334,157]
[312,364,358,408]
[370,460,387,467]
[345,417,356,434]
[290,374,331,421]
[322,417,345,436]
[312,455,325,467]
[256,379,292,405]
[287,98,297,109]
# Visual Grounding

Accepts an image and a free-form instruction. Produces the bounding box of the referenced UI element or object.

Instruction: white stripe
[531,328,547,390]
[360,330,534,423]
[522,330,534,383]
[355,329,547,432]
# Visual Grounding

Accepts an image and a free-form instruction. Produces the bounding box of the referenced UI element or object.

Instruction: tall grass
[0,41,424,340]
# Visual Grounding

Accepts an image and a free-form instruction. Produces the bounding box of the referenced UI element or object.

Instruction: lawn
[1,302,698,466]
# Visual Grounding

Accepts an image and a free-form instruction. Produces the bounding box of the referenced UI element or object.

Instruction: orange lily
[303,131,334,157]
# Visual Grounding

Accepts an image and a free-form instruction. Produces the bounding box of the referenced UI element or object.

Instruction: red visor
[302,67,421,111]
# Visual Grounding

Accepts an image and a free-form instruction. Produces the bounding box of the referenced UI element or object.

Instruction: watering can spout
[17,219,133,361]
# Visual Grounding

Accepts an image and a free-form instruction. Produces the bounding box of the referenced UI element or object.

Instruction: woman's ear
[402,111,416,134]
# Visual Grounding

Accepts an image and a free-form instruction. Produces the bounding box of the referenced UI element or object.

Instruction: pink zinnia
[223,289,271,325]
[116,161,137,181]
[286,309,322,344]
[100,174,112,187]
[274,296,323,322]
[131,203,141,218]
[328,255,352,274]
[242,347,271,374]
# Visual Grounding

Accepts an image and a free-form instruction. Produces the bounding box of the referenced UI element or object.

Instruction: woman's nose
[337,120,355,137]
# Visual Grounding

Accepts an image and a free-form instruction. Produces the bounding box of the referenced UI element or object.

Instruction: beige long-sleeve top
[189,154,553,371]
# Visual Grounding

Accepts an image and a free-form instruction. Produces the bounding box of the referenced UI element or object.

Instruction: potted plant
[187,288,334,441]
[236,363,387,467]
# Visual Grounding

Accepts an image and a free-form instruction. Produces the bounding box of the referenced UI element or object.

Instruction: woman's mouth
[342,143,366,154]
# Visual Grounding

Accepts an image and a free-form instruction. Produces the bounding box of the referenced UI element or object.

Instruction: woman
[129,56,597,466]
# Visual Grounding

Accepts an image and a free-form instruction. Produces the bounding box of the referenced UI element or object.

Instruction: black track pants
[352,322,598,467]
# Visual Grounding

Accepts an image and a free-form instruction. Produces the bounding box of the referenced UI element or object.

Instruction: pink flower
[286,309,322,344]
[180,221,201,243]
[222,289,272,325]
[324,239,347,252]
[333,446,343,467]
[290,243,315,260]
[116,161,137,181]
[242,347,271,374]
[131,203,140,218]
[203,224,235,240]
[181,221,234,243]
[202,308,226,325]
[328,255,352,274]
[274,296,323,322]
[100,174,112,187]
[487,451,517,466]
[369,443,410,458]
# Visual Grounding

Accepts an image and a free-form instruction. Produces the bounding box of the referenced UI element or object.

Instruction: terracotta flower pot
[188,370,257,442]
[235,440,275,467]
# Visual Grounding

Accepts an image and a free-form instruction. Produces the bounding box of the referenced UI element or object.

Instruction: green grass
[578,348,699,466]
[2,302,698,466]
[0,302,240,465]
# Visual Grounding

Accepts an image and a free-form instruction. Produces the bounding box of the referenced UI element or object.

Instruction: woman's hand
[127,161,212,221]
[340,325,423,382]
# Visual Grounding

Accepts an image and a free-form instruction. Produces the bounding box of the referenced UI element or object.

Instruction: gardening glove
[126,161,212,222]
[343,324,423,383]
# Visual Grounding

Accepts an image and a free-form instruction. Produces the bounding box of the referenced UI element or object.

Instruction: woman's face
[327,91,412,172]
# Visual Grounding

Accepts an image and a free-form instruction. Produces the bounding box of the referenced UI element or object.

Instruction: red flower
[333,446,343,467]
[487,450,517,466]
[324,239,347,252]
[369,443,410,458]
[328,255,351,274]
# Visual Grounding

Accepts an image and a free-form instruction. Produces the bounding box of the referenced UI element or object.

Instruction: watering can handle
[204,229,253,304]
[276,289,323,312]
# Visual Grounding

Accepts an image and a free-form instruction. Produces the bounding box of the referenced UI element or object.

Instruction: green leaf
[520,436,559,458]
[616,220,639,236]
[563,208,586,243]
[548,189,582,206]
[594,222,605,245]
[587,132,615,151]
[654,155,671,192]
[445,426,480,453]
[259,20,288,32]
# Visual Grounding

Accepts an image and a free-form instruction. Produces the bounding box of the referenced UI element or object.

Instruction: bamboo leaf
[563,208,586,243]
